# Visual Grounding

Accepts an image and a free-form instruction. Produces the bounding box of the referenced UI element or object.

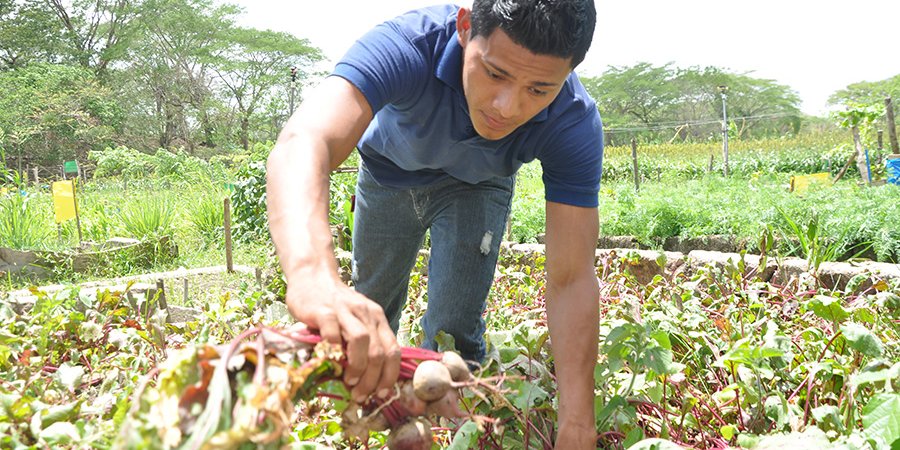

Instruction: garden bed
[0,236,178,281]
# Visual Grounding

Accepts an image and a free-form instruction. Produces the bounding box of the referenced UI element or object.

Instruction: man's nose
[493,87,520,119]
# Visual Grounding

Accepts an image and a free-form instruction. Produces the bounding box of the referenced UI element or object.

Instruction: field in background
[3,132,898,291]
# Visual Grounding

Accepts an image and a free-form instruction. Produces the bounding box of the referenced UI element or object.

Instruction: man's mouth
[481,111,507,130]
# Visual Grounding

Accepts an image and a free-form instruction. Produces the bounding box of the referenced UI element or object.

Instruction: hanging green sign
[64,160,78,174]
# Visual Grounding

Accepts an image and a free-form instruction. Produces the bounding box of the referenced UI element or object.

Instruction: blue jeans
[351,164,514,362]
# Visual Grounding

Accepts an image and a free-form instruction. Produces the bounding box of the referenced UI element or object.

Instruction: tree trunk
[886,97,899,154]
[200,108,215,148]
[240,116,250,151]
[852,126,870,184]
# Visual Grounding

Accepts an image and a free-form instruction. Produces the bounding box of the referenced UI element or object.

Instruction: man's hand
[285,271,401,404]
[266,75,389,403]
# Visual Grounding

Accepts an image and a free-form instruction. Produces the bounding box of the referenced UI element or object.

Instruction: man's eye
[529,87,548,96]
[487,70,501,79]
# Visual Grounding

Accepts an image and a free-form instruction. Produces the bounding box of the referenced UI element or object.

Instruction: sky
[232,0,900,117]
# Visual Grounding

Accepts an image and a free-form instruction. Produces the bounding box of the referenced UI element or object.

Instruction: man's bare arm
[544,200,599,449]
[267,76,401,403]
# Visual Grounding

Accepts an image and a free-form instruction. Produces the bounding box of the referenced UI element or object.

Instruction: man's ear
[456,7,471,46]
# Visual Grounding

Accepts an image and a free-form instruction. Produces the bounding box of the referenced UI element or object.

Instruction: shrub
[117,196,175,240]
[0,191,52,250]
[189,194,225,244]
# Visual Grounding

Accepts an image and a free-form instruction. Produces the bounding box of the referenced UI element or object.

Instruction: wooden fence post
[156,279,168,310]
[885,97,899,154]
[631,138,640,191]
[32,167,38,186]
[224,197,233,273]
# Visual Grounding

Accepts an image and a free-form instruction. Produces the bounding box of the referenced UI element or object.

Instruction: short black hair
[469,0,596,68]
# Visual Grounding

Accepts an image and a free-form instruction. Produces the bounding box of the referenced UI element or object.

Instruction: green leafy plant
[230,159,269,243]
[189,194,225,244]
[0,188,52,250]
[117,196,175,240]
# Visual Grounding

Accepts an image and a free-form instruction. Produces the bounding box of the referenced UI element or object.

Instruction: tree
[211,26,322,150]
[581,62,803,143]
[43,0,141,75]
[829,75,900,107]
[582,62,680,127]
[124,0,239,150]
[0,0,65,69]
[673,67,802,138]
[0,64,121,171]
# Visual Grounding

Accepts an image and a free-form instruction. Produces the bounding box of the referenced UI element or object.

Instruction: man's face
[457,8,572,141]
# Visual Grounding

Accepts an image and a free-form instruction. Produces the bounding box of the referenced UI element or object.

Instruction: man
[266,1,601,447]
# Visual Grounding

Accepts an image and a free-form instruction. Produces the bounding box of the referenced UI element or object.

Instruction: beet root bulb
[386,419,433,450]
[412,360,452,402]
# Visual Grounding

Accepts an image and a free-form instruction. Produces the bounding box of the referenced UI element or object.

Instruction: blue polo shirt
[332,4,603,207]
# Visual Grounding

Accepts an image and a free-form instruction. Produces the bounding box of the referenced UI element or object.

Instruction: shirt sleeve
[539,109,604,208]
[331,21,428,114]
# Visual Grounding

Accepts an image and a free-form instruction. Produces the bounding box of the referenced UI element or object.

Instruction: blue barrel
[888,157,900,185]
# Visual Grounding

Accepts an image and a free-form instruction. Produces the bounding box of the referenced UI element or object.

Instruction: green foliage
[189,194,225,244]
[117,196,176,240]
[582,63,803,143]
[0,63,120,165]
[0,190,52,249]
[600,134,847,182]
[329,172,356,251]
[775,208,846,272]
[1,234,898,448]
[231,158,269,243]
[830,73,900,110]
[89,145,155,179]
[0,0,64,69]
[591,176,898,262]
[89,145,223,182]
[0,286,171,448]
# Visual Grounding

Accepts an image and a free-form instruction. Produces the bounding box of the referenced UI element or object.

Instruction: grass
[509,161,900,262]
[0,178,270,290]
[0,191,53,249]
[4,133,895,290]
[599,132,878,182]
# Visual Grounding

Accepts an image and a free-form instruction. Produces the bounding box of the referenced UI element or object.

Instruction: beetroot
[386,419,433,450]
[412,360,452,402]
[425,389,466,418]
[441,351,471,382]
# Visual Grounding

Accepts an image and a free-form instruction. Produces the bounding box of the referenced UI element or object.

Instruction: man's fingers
[350,313,386,402]
[338,308,370,389]
[314,309,342,347]
[373,319,402,397]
